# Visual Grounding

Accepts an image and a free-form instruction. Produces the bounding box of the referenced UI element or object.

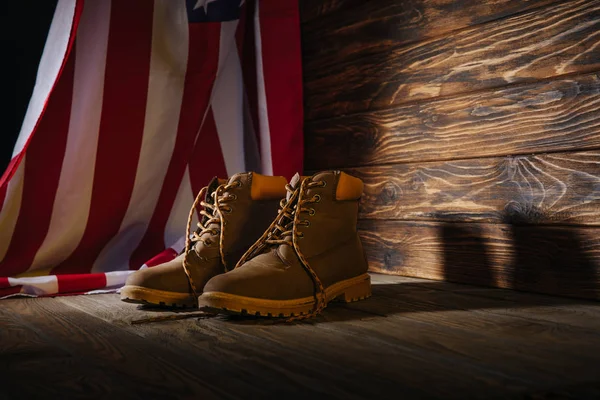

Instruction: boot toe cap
[202,257,313,300]
[124,259,190,294]
[202,270,248,295]
[125,268,148,287]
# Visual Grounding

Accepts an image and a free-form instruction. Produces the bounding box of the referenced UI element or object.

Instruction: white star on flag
[194,0,218,13]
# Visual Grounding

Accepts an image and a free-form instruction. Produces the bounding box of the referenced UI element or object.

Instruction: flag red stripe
[0,277,22,297]
[52,1,155,275]
[0,281,22,297]
[0,0,84,189]
[144,248,178,268]
[0,277,15,290]
[129,22,222,269]
[0,185,7,215]
[0,52,76,277]
[57,273,107,293]
[258,0,303,179]
[189,108,228,197]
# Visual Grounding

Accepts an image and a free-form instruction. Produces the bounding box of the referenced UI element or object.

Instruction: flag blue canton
[186,0,243,23]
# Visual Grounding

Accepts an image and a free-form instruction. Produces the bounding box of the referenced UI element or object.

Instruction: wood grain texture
[388,276,600,331]
[341,151,600,225]
[4,278,600,399]
[305,73,600,169]
[0,298,224,399]
[303,0,600,120]
[301,0,557,73]
[359,220,600,300]
[57,292,555,398]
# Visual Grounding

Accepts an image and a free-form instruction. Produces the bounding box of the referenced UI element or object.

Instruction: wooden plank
[56,292,600,397]
[368,274,600,330]
[5,283,600,398]
[305,73,600,169]
[367,274,600,331]
[342,150,600,225]
[304,0,600,120]
[335,282,600,391]
[301,0,556,72]
[55,294,537,398]
[358,219,600,300]
[0,298,226,399]
[0,308,88,399]
[57,295,431,399]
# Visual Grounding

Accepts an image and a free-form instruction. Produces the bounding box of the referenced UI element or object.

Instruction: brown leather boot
[120,172,287,308]
[197,171,371,319]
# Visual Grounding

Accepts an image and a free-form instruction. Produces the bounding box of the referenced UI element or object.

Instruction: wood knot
[378,182,400,204]
[384,249,403,271]
[411,176,424,191]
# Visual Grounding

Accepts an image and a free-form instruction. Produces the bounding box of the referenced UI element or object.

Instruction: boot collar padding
[250,173,288,200]
[335,172,364,200]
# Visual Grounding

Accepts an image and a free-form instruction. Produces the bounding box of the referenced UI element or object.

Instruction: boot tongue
[227,172,247,185]
[202,177,220,213]
[287,173,302,201]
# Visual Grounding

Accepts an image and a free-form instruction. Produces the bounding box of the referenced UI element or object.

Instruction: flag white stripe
[105,270,135,288]
[254,1,273,175]
[169,236,186,254]
[212,20,245,177]
[8,275,58,296]
[164,167,196,249]
[13,0,77,158]
[0,160,26,263]
[30,0,112,272]
[93,0,189,272]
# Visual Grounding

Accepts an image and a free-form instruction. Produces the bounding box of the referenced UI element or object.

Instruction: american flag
[0,0,303,298]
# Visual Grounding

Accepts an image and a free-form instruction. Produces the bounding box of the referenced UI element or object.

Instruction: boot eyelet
[234,180,242,188]
[204,239,212,246]
[296,232,304,238]
[308,208,315,216]
[314,194,321,203]
[230,194,238,200]
[303,220,311,227]
[319,180,327,187]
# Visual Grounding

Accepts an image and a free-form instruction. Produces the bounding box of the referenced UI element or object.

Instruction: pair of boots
[121,170,371,320]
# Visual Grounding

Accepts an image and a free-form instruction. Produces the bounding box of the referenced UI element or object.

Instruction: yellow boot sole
[197,273,371,318]
[120,285,197,308]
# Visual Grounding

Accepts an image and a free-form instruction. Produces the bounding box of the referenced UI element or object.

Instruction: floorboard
[2,274,600,399]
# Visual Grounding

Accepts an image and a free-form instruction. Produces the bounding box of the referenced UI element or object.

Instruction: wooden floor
[2,274,600,399]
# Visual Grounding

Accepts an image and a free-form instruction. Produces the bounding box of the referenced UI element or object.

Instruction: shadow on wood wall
[440,221,598,300]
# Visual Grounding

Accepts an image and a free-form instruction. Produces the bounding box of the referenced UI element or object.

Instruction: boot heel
[337,276,371,303]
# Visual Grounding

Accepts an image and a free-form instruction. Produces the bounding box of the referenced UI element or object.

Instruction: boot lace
[182,180,241,298]
[235,178,327,322]
[128,181,241,325]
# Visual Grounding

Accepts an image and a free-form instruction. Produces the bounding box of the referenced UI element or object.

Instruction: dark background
[2,1,58,173]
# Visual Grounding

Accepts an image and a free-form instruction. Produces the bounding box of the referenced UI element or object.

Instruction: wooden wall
[299,0,600,300]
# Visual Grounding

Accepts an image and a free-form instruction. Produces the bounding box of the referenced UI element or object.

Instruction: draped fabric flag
[0,0,303,298]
